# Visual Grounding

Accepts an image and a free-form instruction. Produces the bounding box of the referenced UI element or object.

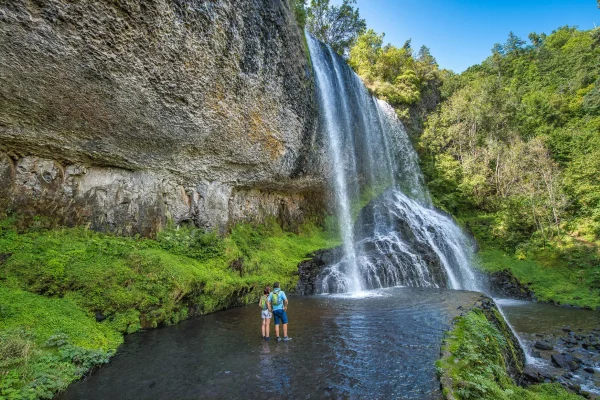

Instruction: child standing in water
[259,286,272,340]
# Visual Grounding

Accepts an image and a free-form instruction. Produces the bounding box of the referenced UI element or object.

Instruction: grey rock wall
[0,0,328,234]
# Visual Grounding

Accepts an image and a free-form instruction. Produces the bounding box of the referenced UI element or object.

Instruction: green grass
[0,217,339,399]
[0,287,122,399]
[476,246,600,309]
[438,309,581,400]
[456,211,600,309]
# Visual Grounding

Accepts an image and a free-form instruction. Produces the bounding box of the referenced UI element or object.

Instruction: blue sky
[334,0,599,72]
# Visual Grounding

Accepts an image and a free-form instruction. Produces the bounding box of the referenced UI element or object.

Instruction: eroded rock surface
[0,0,327,234]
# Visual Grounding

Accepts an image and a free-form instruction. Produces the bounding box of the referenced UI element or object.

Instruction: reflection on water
[58,288,482,400]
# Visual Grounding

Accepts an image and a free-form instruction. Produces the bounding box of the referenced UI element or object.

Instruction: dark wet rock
[296,247,344,295]
[552,353,580,371]
[584,367,595,374]
[95,312,107,322]
[562,381,581,393]
[531,350,542,358]
[539,370,555,381]
[534,340,554,350]
[522,366,544,383]
[487,269,535,300]
[352,190,450,288]
[296,188,478,294]
[565,337,579,345]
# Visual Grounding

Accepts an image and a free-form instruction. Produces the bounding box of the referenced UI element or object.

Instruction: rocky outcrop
[296,247,343,295]
[487,269,536,301]
[0,0,327,234]
[522,326,600,398]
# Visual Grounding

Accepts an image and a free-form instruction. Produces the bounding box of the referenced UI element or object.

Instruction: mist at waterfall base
[307,34,483,295]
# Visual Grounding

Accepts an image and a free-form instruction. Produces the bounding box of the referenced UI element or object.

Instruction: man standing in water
[268,282,291,342]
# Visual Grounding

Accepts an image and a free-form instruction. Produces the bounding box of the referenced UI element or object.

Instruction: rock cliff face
[0,0,327,235]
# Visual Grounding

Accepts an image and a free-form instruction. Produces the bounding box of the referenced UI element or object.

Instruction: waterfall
[306,33,482,294]
[306,32,532,365]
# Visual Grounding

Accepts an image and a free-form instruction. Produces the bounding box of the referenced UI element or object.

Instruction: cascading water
[307,33,481,294]
[307,33,533,364]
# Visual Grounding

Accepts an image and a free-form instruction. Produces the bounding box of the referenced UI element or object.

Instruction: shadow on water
[57,288,483,400]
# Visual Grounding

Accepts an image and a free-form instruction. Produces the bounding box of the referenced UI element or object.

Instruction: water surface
[58,288,482,400]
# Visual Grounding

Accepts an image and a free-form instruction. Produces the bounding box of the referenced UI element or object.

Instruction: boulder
[534,340,554,351]
[552,353,580,371]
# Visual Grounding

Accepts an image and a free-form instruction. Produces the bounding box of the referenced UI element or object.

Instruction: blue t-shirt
[268,289,287,311]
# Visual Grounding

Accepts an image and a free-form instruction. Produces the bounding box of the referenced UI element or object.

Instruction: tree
[417,46,437,66]
[528,32,546,48]
[293,0,307,29]
[306,0,366,56]
[504,31,526,54]
[348,29,384,79]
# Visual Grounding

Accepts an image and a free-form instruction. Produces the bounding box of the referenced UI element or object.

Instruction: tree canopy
[348,29,441,119]
[419,27,600,249]
[303,0,366,56]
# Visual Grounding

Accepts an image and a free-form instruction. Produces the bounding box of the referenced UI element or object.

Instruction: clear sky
[337,0,599,73]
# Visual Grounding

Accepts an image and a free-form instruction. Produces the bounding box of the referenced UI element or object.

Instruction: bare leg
[262,319,266,337]
[275,324,280,338]
[266,318,271,337]
[283,323,288,337]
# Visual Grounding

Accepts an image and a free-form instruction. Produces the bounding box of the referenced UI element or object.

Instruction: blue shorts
[272,309,288,325]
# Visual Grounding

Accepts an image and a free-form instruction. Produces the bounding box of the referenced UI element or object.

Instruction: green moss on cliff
[437,309,580,400]
[0,217,338,399]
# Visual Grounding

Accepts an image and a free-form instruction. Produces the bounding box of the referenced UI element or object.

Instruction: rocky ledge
[0,0,328,235]
[438,296,526,398]
[487,269,536,301]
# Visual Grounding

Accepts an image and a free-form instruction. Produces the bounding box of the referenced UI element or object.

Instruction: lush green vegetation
[348,29,443,121]
[0,216,338,399]
[438,309,580,400]
[421,27,600,246]
[297,0,366,57]
[419,26,600,308]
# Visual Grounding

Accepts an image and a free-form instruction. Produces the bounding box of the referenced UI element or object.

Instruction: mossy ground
[437,309,581,400]
[0,216,339,399]
[458,213,600,310]
[476,248,600,309]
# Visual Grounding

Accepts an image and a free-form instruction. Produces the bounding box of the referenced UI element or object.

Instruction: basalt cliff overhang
[0,0,328,235]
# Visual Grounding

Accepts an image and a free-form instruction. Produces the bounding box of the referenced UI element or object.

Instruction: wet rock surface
[0,0,327,234]
[296,247,343,295]
[520,326,600,398]
[487,269,536,300]
[296,188,481,294]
